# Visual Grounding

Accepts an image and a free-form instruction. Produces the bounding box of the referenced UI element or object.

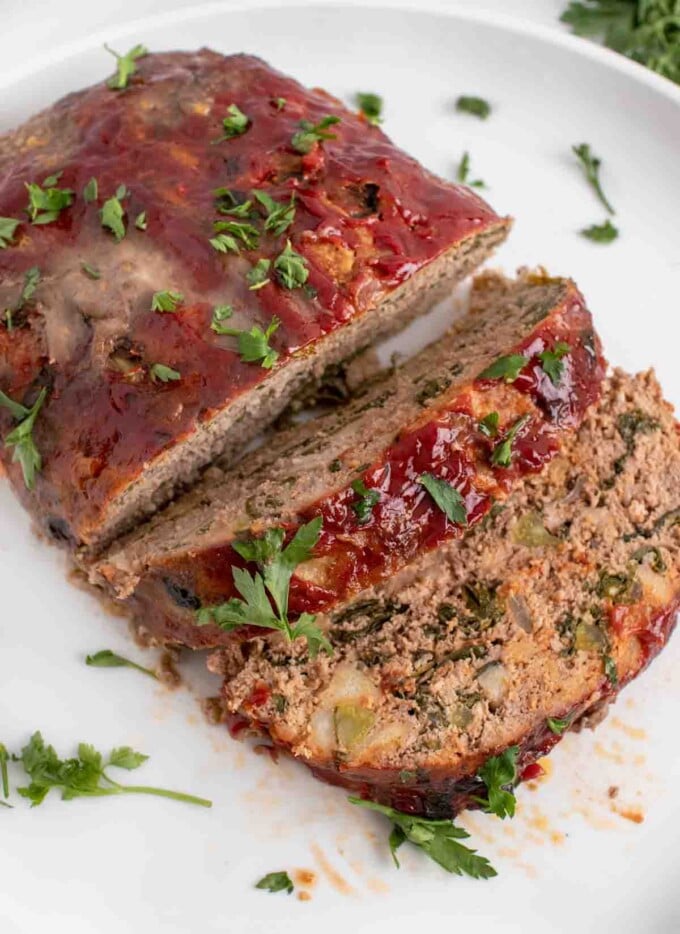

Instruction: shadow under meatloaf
[91,270,605,648]
[212,370,680,818]
[0,50,509,552]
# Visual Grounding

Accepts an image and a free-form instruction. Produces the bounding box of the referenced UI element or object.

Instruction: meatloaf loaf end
[0,50,509,551]
[212,370,680,818]
[92,270,605,648]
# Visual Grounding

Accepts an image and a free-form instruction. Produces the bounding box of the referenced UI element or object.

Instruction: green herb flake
[291,115,341,154]
[491,414,530,468]
[100,185,127,242]
[255,871,294,894]
[351,479,380,524]
[214,104,250,142]
[274,240,309,289]
[538,341,571,386]
[25,176,75,225]
[456,95,491,119]
[479,411,499,438]
[105,43,148,91]
[212,219,259,251]
[150,363,181,383]
[456,151,485,188]
[252,190,296,236]
[581,219,618,243]
[274,97,287,111]
[210,304,234,334]
[135,211,147,231]
[478,353,526,383]
[3,266,41,330]
[473,746,519,819]
[348,797,496,878]
[419,473,468,526]
[83,177,98,203]
[218,317,280,369]
[0,743,9,799]
[246,258,272,291]
[86,649,157,680]
[210,233,239,254]
[356,92,383,125]
[572,143,615,214]
[547,716,571,735]
[81,262,101,280]
[196,517,332,659]
[0,217,20,248]
[0,386,47,489]
[151,290,183,313]
[603,654,619,686]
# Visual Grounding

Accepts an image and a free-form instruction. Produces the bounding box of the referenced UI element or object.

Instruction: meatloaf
[92,270,605,648]
[212,370,680,818]
[0,50,509,551]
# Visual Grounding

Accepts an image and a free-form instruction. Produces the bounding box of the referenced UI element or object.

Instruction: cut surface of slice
[213,370,680,817]
[0,50,508,550]
[92,270,605,648]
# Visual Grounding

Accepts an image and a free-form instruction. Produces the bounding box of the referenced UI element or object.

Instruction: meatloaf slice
[213,370,680,818]
[0,50,509,551]
[92,270,604,648]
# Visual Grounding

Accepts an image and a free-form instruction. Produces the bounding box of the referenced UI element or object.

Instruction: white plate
[1,5,680,933]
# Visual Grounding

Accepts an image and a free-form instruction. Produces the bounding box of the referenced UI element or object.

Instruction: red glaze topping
[0,51,503,543]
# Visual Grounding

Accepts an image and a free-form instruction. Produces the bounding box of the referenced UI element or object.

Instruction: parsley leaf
[0,386,47,489]
[83,177,98,203]
[105,43,148,90]
[456,151,485,188]
[85,649,157,680]
[255,871,294,894]
[573,143,615,214]
[274,240,309,289]
[581,218,619,242]
[479,411,500,437]
[25,176,74,225]
[218,317,280,368]
[211,304,234,334]
[0,217,20,249]
[210,233,239,254]
[252,190,296,236]
[418,473,468,525]
[604,653,619,685]
[456,95,491,119]
[478,353,526,382]
[135,211,147,231]
[12,731,210,807]
[196,517,332,658]
[547,716,571,735]
[3,266,41,330]
[0,743,9,799]
[491,414,530,468]
[81,262,101,280]
[291,115,341,153]
[356,92,383,125]
[213,188,253,217]
[246,258,272,290]
[349,797,496,878]
[215,104,249,142]
[474,746,519,819]
[351,479,380,524]
[100,184,127,242]
[538,341,571,385]
[150,363,181,383]
[212,219,259,251]
[151,290,183,313]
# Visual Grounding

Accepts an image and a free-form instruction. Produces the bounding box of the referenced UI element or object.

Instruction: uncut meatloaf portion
[92,270,604,648]
[213,370,680,818]
[0,50,509,551]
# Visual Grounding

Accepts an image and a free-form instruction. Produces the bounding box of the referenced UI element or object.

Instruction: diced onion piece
[309,709,335,754]
[574,622,607,653]
[512,511,559,548]
[508,593,534,633]
[449,705,474,730]
[360,719,411,758]
[334,703,375,752]
[478,662,508,707]
[321,663,380,707]
[636,562,674,604]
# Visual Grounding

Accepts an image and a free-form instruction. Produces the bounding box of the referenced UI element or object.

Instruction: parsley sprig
[25,173,74,225]
[351,479,380,524]
[100,184,128,242]
[473,747,519,819]
[418,473,468,525]
[456,95,491,119]
[356,92,383,125]
[274,240,309,289]
[105,43,148,90]
[246,259,272,290]
[581,218,619,242]
[151,290,183,313]
[0,387,47,489]
[85,649,158,680]
[478,353,526,383]
[349,797,496,878]
[214,104,250,142]
[456,151,486,188]
[150,363,181,383]
[0,217,20,249]
[538,341,571,385]
[197,518,332,658]
[218,317,280,368]
[291,115,341,154]
[253,190,296,236]
[255,871,294,894]
[573,143,615,214]
[491,415,530,468]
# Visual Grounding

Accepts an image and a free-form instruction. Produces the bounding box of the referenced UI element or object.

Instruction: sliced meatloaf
[92,270,605,648]
[212,370,680,818]
[0,50,509,550]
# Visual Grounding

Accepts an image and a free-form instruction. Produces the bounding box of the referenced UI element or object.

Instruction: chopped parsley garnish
[83,177,98,203]
[456,151,485,188]
[210,233,239,254]
[351,479,380,524]
[538,341,571,385]
[547,716,571,735]
[274,240,309,289]
[479,411,500,437]
[474,746,519,819]
[150,363,181,383]
[604,654,619,686]
[100,184,127,242]
[572,143,615,214]
[274,97,287,111]
[478,353,526,383]
[214,188,253,217]
[212,219,259,251]
[81,262,101,280]
[491,414,530,468]
[151,290,183,313]
[196,517,332,658]
[210,304,234,334]
[255,871,294,894]
[86,649,157,680]
[215,104,250,142]
[356,92,383,125]
[0,386,47,489]
[419,473,468,525]
[0,217,20,248]
[135,211,147,230]
[3,265,41,330]
[0,744,9,799]
[218,317,280,368]
[581,219,618,242]
[25,175,74,224]
[253,190,296,236]
[348,797,496,879]
[456,95,491,119]
[291,115,341,154]
[3,731,210,808]
[105,43,148,90]
[246,258,272,290]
